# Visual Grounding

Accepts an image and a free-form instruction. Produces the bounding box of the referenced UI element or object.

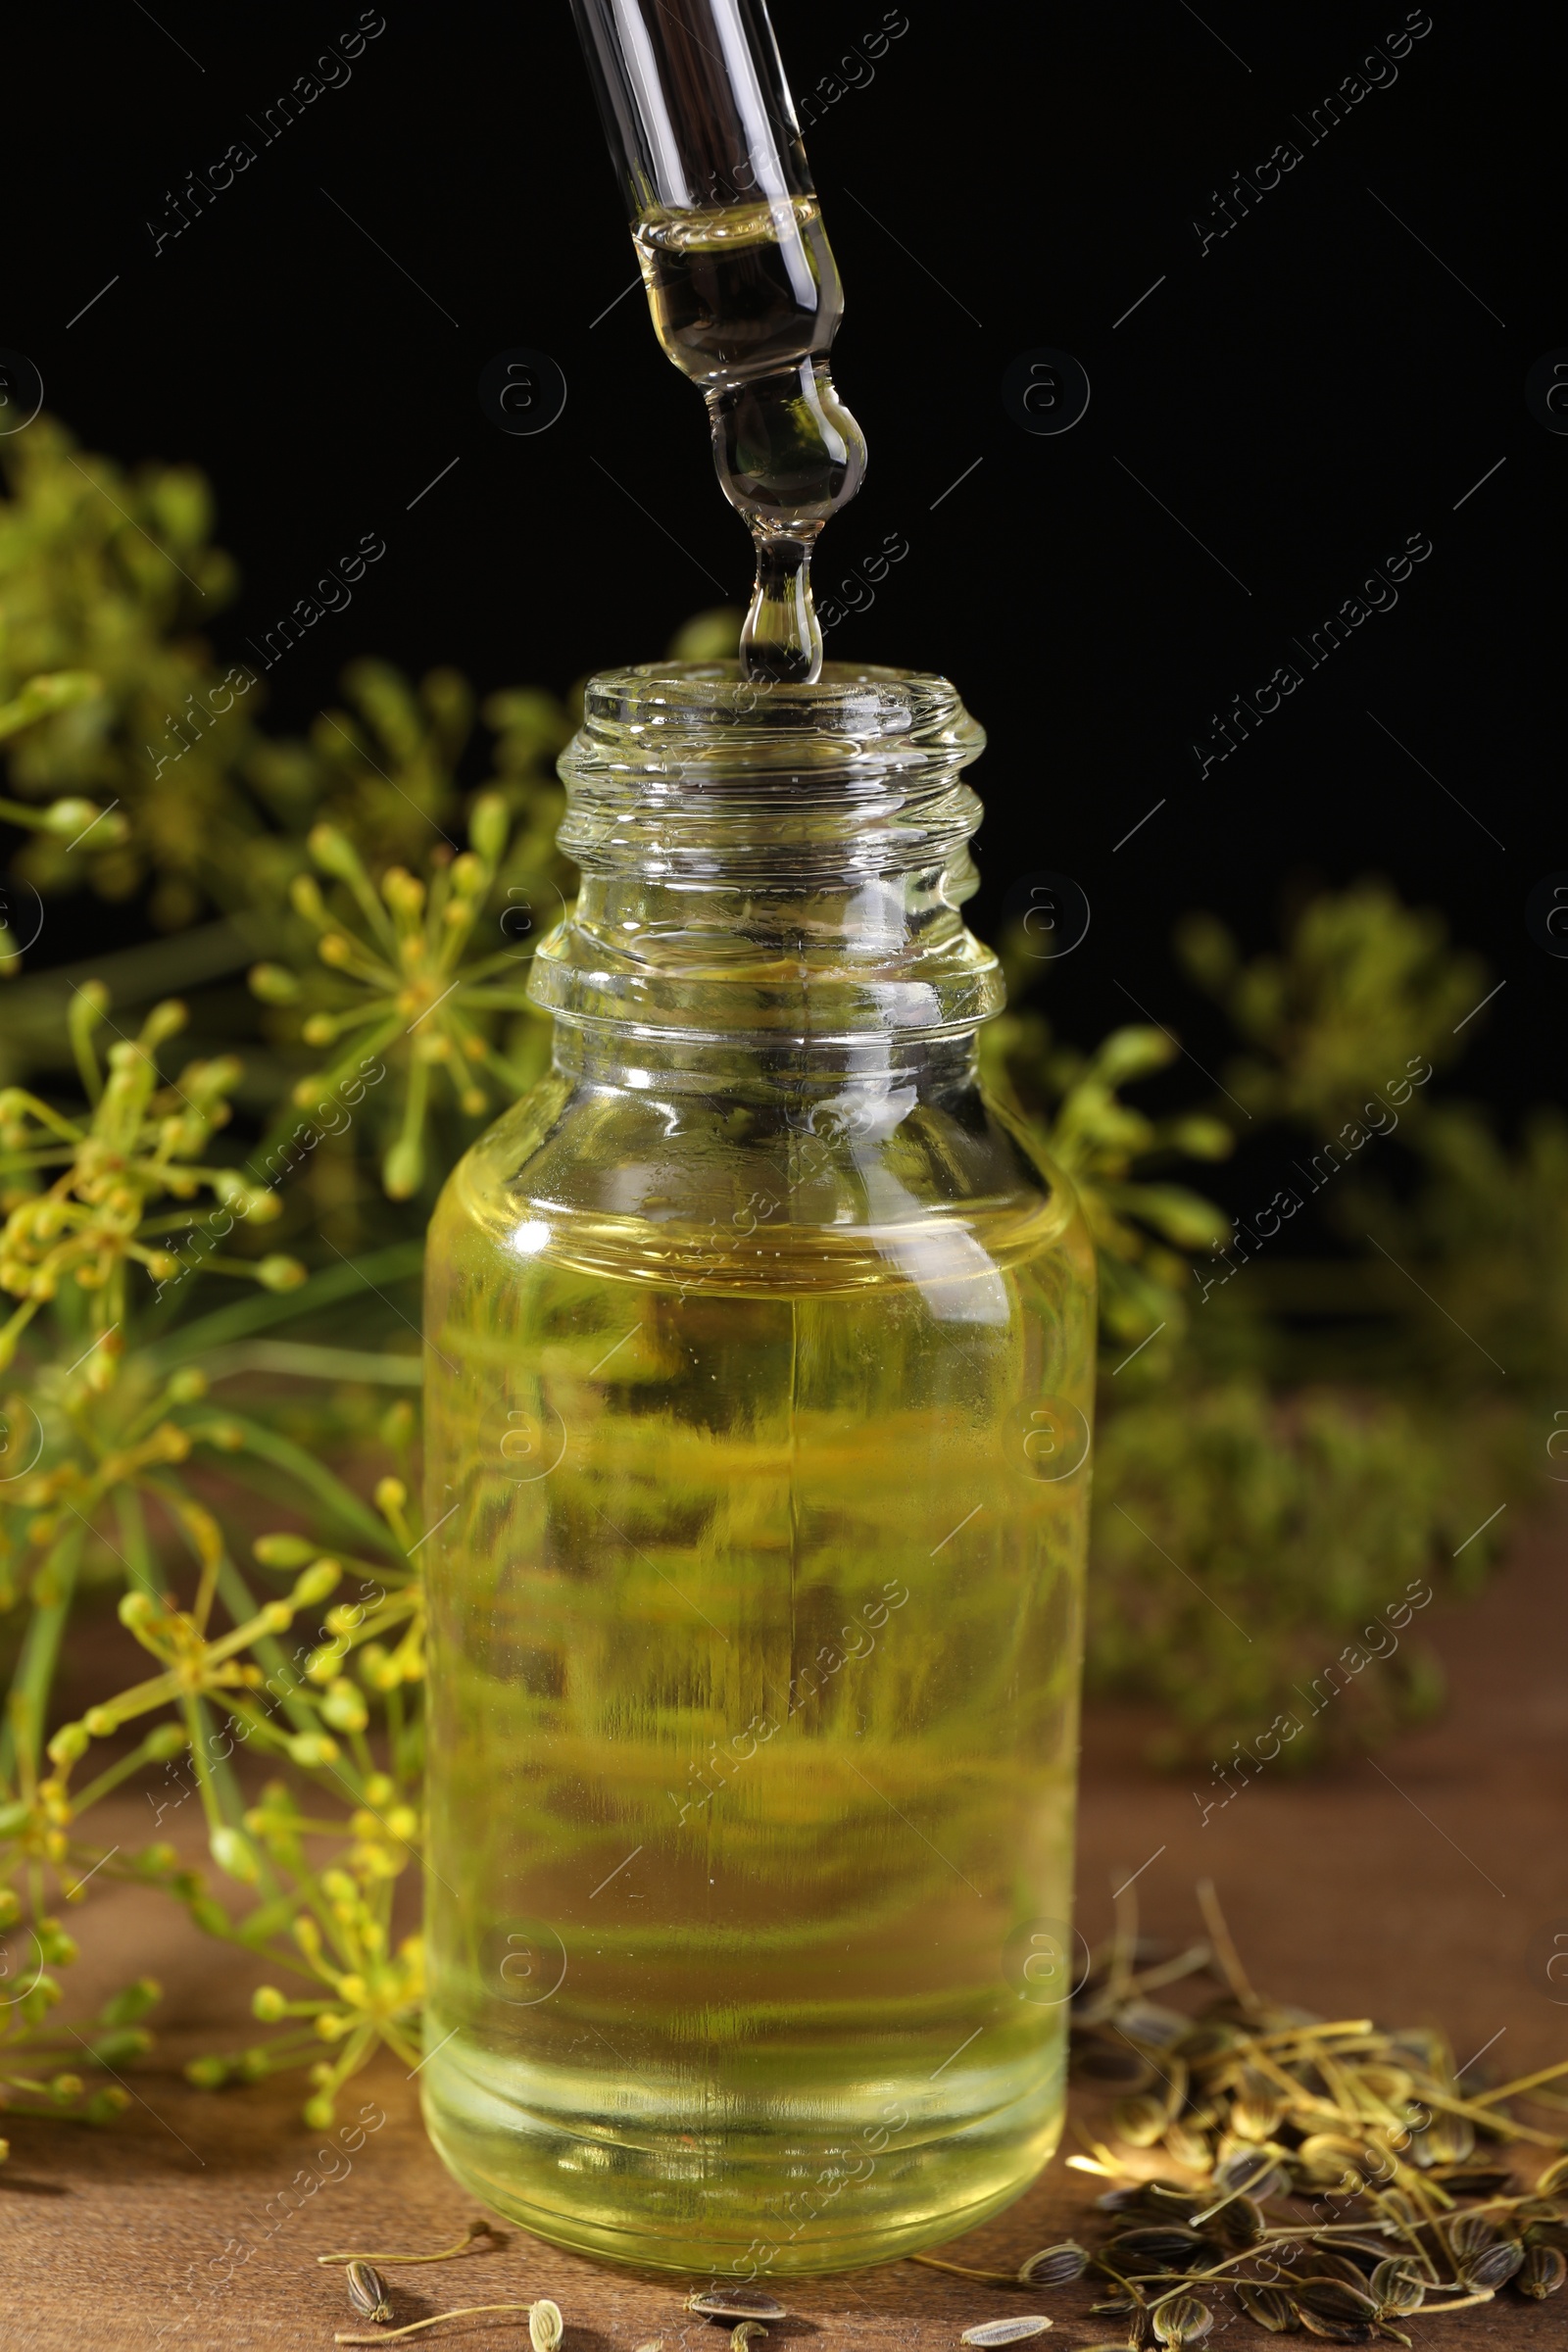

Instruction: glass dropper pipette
[569,0,866,683]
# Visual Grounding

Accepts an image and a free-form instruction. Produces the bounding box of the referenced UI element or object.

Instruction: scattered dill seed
[1016,2243,1090,2287]
[345,2261,393,2323]
[958,2318,1053,2344]
[1369,2261,1426,2317]
[1153,2294,1214,2347]
[1465,2240,1524,2291]
[1115,2094,1170,2148]
[1234,2283,1296,2331]
[1517,2245,1565,2298]
[685,2290,786,2322]
[1295,2280,1378,2327]
[1037,1881,1568,2347]
[1443,2212,1495,2263]
[529,2298,565,2352]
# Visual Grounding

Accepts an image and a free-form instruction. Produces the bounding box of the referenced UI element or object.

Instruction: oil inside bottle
[420,1160,1092,2274]
[633,196,865,682]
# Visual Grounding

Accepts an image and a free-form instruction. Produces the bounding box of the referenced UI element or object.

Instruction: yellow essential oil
[420,665,1095,2274]
[634,192,865,682]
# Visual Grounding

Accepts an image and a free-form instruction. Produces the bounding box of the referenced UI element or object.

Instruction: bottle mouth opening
[579,661,973,745]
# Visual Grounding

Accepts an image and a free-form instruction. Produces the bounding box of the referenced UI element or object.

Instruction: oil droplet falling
[634,195,866,683]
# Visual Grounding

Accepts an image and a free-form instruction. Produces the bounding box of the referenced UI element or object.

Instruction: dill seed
[1293,2317,1374,2345]
[1152,2295,1212,2347]
[1161,2122,1214,2172]
[1207,2194,1265,2251]
[730,2326,767,2352]
[1310,2255,1377,2292]
[1444,2210,1497,2263]
[529,2298,564,2352]
[1418,2111,1476,2166]
[1293,2282,1379,2336]
[346,2261,393,2323]
[1464,2240,1524,2292]
[1517,2244,1566,2298]
[958,2318,1053,2344]
[1367,2262,1424,2318]
[685,2290,787,2322]
[1104,2227,1208,2273]
[1213,2149,1287,2201]
[1017,2243,1090,2287]
[1231,2068,1286,2143]
[1114,2093,1170,2147]
[1068,1882,1568,2352]
[1234,2283,1298,2332]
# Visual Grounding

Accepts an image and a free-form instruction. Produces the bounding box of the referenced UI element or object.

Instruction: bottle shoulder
[429,1065,1094,1296]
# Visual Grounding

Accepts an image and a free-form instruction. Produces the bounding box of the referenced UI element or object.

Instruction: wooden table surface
[6,1504,1565,2350]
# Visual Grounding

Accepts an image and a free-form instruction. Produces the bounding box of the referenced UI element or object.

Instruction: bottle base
[421,2059,1063,2277]
[426,2122,1054,2276]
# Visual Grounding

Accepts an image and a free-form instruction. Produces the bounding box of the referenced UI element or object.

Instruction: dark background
[4,2,1557,1123]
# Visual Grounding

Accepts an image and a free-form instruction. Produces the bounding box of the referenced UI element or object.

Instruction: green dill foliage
[0,417,1557,2125]
[259,800,555,1200]
[0,990,428,2123]
[1173,881,1486,1125]
[0,993,302,1375]
[1054,885,1537,1761]
[1089,1384,1463,1764]
[980,999,1234,1377]
[0,418,248,928]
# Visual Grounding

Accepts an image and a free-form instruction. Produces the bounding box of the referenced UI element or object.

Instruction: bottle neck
[527,662,1004,1076]
[549,1020,983,1099]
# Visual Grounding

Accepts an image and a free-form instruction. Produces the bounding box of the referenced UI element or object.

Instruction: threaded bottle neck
[528,662,1004,1053]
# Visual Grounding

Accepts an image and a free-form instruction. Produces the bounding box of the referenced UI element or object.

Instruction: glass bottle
[420,662,1096,2277]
